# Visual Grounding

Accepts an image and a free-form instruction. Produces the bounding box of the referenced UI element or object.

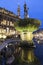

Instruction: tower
[17,5,20,18]
[24,3,29,18]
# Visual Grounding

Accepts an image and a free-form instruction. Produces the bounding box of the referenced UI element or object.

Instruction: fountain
[14,3,41,65]
[14,18,40,64]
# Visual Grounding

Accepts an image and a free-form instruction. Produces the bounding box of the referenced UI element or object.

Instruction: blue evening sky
[0,0,43,28]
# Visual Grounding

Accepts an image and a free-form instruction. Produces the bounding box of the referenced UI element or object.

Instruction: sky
[0,0,43,28]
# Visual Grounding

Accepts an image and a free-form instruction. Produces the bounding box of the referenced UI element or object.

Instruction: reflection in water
[0,38,41,65]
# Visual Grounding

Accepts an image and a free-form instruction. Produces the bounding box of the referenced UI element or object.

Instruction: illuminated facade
[0,7,19,38]
[33,28,43,44]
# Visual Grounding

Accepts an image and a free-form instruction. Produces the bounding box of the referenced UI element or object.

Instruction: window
[1,20,6,25]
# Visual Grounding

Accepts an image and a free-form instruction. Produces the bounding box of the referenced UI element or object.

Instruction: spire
[17,5,20,18]
[24,2,29,18]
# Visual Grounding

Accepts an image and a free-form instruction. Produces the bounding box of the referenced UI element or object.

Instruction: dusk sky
[0,0,43,28]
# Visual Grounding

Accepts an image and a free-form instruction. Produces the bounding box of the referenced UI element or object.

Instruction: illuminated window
[0,28,1,33]
[10,30,15,35]
[7,21,9,25]
[1,28,6,33]
[1,20,6,25]
[10,22,14,26]
[6,27,9,33]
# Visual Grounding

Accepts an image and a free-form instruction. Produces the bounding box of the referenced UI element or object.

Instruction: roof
[0,7,20,19]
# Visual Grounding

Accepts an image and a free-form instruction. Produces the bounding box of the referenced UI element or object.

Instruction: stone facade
[0,7,19,36]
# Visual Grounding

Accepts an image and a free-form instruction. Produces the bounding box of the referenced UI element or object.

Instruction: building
[33,28,43,44]
[0,7,19,38]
